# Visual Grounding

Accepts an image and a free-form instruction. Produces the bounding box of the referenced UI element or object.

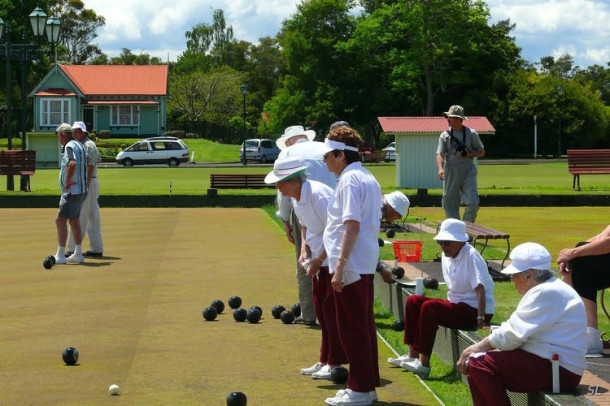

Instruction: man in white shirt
[457,243,586,406]
[276,125,337,325]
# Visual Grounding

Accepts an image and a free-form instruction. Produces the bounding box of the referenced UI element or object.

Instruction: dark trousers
[313,267,347,365]
[571,241,610,302]
[334,274,379,392]
[468,349,582,406]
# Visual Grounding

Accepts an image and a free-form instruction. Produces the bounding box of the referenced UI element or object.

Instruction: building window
[40,98,70,126]
[111,105,139,126]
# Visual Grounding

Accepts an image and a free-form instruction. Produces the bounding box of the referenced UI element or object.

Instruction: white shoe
[387,354,416,367]
[325,389,372,405]
[312,364,332,380]
[54,255,66,265]
[400,359,431,378]
[300,362,324,375]
[587,332,603,355]
[336,389,377,402]
[66,254,84,264]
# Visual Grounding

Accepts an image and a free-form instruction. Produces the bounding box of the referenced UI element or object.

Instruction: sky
[83,0,610,69]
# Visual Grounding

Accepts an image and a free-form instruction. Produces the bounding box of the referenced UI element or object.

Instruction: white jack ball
[109,384,120,396]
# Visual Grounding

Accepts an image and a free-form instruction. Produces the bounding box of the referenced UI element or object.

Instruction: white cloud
[82,0,609,68]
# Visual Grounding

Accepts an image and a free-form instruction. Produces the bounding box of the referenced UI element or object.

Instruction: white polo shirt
[323,162,381,275]
[277,139,338,221]
[292,180,333,265]
[441,243,495,313]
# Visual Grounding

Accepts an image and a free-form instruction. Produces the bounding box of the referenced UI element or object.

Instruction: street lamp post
[240,83,248,166]
[0,8,61,191]
[557,85,563,159]
[533,114,537,159]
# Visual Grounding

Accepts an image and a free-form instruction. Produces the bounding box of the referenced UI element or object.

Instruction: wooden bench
[437,220,511,273]
[567,149,610,191]
[361,149,387,164]
[208,174,274,196]
[0,150,36,191]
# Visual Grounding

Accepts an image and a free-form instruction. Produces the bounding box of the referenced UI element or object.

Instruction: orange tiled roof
[378,117,495,134]
[59,64,168,96]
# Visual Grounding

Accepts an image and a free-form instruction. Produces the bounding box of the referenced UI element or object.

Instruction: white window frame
[40,98,71,127]
[111,105,139,126]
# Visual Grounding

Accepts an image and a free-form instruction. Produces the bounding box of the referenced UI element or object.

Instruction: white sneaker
[66,254,84,264]
[325,389,372,405]
[300,362,324,375]
[387,354,416,367]
[54,255,66,265]
[400,359,431,378]
[312,364,332,380]
[587,331,603,355]
[336,389,377,402]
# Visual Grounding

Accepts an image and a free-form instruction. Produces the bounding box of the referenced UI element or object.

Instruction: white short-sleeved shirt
[277,140,338,221]
[441,243,495,313]
[293,180,333,264]
[82,137,100,178]
[323,162,381,275]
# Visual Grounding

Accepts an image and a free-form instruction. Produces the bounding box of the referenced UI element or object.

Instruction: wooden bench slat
[210,173,274,190]
[567,149,610,190]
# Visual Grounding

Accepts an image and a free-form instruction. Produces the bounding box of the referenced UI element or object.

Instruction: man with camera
[436,105,485,223]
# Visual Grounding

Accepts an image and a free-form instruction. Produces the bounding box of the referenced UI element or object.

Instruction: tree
[49,0,105,64]
[106,48,163,65]
[537,54,576,79]
[183,9,235,68]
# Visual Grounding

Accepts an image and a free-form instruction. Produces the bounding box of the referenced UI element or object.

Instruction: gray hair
[530,268,554,282]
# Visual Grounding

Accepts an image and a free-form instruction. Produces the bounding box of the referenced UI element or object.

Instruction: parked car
[116,137,190,167]
[382,142,396,162]
[239,139,280,163]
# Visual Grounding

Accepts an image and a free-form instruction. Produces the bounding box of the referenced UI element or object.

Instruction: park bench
[208,173,273,197]
[0,150,36,191]
[361,149,387,164]
[437,220,511,277]
[567,149,610,191]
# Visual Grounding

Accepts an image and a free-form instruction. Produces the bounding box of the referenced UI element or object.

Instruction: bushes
[163,130,185,138]
[98,130,111,139]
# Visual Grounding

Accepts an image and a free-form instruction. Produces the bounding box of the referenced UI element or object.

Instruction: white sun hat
[433,218,469,242]
[501,242,552,275]
[71,121,88,134]
[315,137,360,156]
[264,157,307,184]
[275,126,316,150]
[384,191,410,217]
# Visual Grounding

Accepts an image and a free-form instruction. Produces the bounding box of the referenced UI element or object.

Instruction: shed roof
[58,64,168,96]
[378,117,495,134]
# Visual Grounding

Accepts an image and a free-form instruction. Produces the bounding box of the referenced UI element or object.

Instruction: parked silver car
[116,137,190,167]
[239,138,280,163]
[382,142,396,162]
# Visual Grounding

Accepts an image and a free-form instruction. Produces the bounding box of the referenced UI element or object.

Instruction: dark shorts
[58,192,86,220]
[571,241,610,302]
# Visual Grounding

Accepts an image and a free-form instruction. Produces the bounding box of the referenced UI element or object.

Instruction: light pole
[0,8,61,191]
[240,83,248,166]
[533,114,537,159]
[557,85,563,159]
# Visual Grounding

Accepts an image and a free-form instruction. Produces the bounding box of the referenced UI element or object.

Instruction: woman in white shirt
[457,242,587,406]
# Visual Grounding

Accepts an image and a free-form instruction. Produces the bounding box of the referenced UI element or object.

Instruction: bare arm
[457,336,495,375]
[299,225,308,265]
[475,284,486,328]
[557,225,610,273]
[64,160,77,191]
[468,147,485,159]
[436,153,445,180]
[331,220,360,292]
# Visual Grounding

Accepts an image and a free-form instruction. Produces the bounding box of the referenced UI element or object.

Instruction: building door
[83,108,94,133]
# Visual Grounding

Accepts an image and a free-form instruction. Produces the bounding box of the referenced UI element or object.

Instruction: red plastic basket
[393,240,423,262]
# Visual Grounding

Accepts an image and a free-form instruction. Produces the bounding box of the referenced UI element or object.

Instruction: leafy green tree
[574,64,610,105]
[49,0,105,64]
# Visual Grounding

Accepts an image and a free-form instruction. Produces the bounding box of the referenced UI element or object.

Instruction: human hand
[438,169,445,181]
[283,221,295,244]
[307,258,322,277]
[380,269,395,284]
[331,268,344,292]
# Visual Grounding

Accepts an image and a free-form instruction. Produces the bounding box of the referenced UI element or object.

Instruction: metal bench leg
[501,238,511,269]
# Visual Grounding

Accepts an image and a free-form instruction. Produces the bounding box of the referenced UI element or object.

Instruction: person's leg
[67,189,92,253]
[312,267,328,363]
[461,164,479,223]
[570,247,610,329]
[321,267,347,365]
[404,295,429,358]
[365,275,380,387]
[334,277,376,393]
[467,349,582,406]
[292,214,315,324]
[87,178,104,253]
[442,165,461,219]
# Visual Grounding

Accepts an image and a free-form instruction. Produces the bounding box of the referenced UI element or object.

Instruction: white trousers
[67,177,103,252]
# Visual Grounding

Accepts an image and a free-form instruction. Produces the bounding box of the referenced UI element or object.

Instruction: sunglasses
[436,240,454,247]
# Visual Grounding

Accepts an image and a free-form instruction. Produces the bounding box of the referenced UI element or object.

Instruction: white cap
[71,121,88,134]
[264,157,307,184]
[276,126,316,150]
[384,191,410,217]
[501,242,552,275]
[433,218,469,242]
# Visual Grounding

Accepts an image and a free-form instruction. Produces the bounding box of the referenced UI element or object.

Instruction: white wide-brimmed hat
[384,191,410,217]
[264,157,307,184]
[501,242,552,275]
[434,218,469,242]
[71,121,88,134]
[442,105,467,121]
[275,126,316,150]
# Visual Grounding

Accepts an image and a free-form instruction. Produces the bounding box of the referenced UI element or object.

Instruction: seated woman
[557,224,610,355]
[388,218,495,378]
[458,242,587,406]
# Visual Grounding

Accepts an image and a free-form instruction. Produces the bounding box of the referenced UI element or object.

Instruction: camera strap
[449,126,468,150]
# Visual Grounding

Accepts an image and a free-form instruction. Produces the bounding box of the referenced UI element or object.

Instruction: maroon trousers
[467,349,582,406]
[334,274,380,392]
[313,267,347,365]
[404,295,481,356]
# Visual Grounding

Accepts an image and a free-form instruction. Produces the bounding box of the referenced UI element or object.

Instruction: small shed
[378,117,495,189]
